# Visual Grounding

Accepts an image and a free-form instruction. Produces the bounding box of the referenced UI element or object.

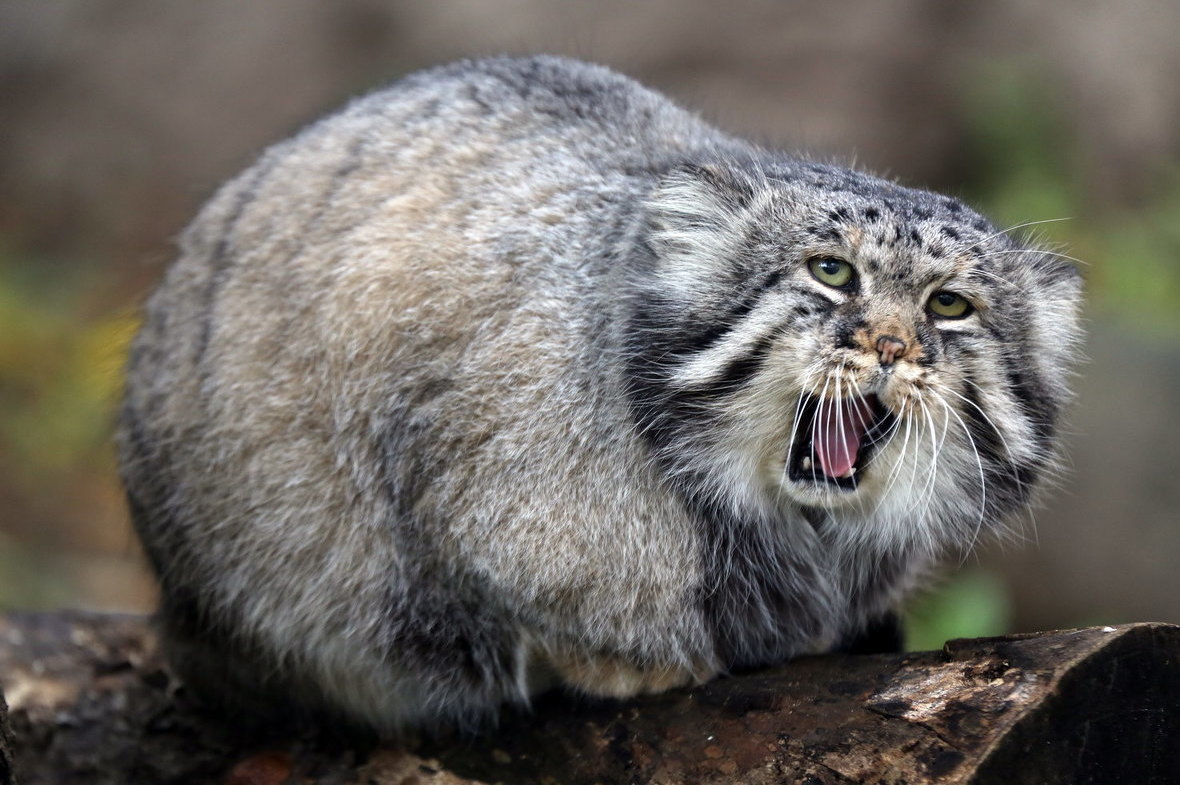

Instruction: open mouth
[787,393,894,491]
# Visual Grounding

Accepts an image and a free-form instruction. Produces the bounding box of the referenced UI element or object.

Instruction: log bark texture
[0,612,1177,784]
[1,683,16,785]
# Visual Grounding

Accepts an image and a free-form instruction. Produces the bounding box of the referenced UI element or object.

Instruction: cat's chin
[779,474,869,509]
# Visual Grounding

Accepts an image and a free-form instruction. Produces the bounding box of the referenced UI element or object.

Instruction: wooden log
[0,611,1176,784]
[1,683,16,785]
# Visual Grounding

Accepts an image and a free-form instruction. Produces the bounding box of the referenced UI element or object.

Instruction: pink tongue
[812,398,875,479]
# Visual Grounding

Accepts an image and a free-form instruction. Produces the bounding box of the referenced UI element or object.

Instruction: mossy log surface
[0,612,1177,784]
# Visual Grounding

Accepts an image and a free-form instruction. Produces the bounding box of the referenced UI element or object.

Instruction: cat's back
[136,55,722,392]
[124,54,723,534]
[188,53,720,263]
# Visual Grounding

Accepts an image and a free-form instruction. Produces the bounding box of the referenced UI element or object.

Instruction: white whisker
[910,393,944,520]
[978,216,1073,246]
[930,393,989,559]
[977,247,1089,268]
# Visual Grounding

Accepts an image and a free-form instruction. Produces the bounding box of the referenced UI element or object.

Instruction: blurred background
[1,0,1178,649]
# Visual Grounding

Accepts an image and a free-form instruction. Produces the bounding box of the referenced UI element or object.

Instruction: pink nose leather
[876,335,907,366]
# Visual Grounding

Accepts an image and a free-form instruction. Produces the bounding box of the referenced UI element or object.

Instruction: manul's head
[626,160,1082,551]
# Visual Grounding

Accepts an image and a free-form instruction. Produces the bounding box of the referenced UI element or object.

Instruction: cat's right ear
[641,163,758,301]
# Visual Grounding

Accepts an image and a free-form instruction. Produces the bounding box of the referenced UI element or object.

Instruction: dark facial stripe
[695,332,776,397]
[634,265,787,358]
[1002,363,1057,442]
[624,296,781,464]
[959,369,1041,515]
[833,312,867,351]
[981,322,1058,443]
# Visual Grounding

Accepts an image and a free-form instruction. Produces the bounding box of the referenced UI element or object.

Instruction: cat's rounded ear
[645,162,756,235]
[640,162,758,301]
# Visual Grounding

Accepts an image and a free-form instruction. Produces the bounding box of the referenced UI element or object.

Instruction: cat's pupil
[820,260,841,275]
[936,292,956,306]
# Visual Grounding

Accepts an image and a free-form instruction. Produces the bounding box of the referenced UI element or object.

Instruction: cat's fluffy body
[118,56,1082,731]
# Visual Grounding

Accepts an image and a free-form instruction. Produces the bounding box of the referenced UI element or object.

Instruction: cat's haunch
[117,56,1082,733]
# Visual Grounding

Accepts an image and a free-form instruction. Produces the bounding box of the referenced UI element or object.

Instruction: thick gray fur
[118,56,1083,732]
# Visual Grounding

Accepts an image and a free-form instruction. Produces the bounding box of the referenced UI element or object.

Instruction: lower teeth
[795,456,858,480]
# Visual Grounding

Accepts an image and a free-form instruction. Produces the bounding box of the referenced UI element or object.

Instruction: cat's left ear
[641,162,758,301]
[645,162,756,235]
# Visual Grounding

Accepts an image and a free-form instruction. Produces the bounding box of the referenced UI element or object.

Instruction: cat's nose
[876,335,907,366]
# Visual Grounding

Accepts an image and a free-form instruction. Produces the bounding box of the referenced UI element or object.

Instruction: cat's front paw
[544,649,718,698]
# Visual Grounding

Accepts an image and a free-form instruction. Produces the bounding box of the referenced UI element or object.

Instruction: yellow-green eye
[808,257,855,288]
[927,290,972,318]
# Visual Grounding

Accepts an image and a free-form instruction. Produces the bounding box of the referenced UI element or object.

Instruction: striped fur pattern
[117,56,1083,732]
